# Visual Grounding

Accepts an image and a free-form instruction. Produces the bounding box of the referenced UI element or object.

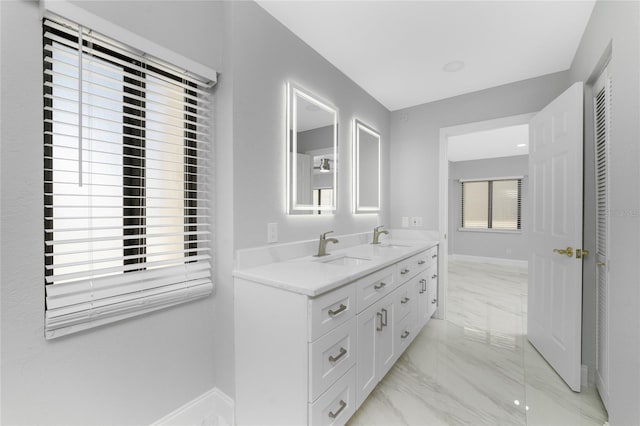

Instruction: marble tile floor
[348,259,607,426]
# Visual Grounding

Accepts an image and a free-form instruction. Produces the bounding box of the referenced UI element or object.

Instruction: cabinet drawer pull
[376,312,384,331]
[401,330,410,339]
[328,347,347,363]
[401,297,410,304]
[420,278,426,292]
[417,260,426,265]
[432,254,437,259]
[373,282,387,290]
[432,299,437,304]
[381,308,388,327]
[432,274,438,279]
[328,304,347,317]
[400,268,410,275]
[328,400,347,419]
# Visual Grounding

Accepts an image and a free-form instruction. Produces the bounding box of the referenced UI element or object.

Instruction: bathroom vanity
[233,237,439,425]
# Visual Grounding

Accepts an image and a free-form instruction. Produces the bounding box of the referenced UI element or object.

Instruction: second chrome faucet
[372,225,389,244]
[315,231,339,257]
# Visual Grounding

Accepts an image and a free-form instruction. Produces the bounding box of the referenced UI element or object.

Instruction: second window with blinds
[460,179,522,231]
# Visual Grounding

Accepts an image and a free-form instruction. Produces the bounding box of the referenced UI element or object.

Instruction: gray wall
[0,1,223,424]
[448,155,529,261]
[389,70,569,231]
[216,1,391,397]
[568,1,640,424]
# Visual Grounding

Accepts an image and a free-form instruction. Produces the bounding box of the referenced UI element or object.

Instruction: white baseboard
[152,388,234,426]
[449,254,528,268]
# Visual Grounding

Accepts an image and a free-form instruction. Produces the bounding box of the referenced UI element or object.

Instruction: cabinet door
[356,302,380,406]
[427,269,438,319]
[415,270,429,329]
[376,296,395,379]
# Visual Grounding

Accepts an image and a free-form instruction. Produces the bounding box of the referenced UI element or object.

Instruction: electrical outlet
[401,217,409,228]
[267,222,278,243]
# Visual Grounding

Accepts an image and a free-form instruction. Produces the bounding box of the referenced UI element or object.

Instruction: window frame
[459,178,522,233]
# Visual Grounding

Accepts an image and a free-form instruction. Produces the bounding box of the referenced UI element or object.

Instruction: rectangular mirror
[286,82,338,214]
[353,119,381,213]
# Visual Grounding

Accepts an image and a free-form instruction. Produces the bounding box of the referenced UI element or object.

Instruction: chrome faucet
[315,231,339,257]
[372,225,389,244]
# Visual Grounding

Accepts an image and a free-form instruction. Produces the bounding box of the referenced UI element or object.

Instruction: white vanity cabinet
[234,242,438,426]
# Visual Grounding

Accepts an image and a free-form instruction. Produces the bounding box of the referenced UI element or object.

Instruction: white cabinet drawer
[355,265,395,313]
[309,367,356,426]
[309,284,356,341]
[309,318,357,402]
[394,280,415,322]
[396,250,430,283]
[429,246,439,265]
[395,310,415,357]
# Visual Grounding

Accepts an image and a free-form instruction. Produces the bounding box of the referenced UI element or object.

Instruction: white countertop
[233,239,438,297]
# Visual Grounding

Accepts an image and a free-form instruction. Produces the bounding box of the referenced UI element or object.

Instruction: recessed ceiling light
[443,60,465,72]
[517,143,527,148]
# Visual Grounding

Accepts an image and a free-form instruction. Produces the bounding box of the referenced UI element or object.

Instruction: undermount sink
[319,255,372,266]
[373,243,411,249]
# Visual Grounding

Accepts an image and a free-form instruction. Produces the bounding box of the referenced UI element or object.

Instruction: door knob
[553,247,574,257]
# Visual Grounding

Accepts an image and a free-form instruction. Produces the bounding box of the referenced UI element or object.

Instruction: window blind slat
[44,17,214,338]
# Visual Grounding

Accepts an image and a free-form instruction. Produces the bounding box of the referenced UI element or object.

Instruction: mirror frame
[353,119,381,213]
[286,82,338,214]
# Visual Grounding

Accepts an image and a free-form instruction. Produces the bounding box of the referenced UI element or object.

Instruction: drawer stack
[307,284,359,424]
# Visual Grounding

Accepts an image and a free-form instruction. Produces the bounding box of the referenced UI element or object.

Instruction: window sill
[457,228,522,235]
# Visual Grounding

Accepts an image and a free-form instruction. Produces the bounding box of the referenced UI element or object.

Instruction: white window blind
[460,178,522,230]
[43,18,214,338]
[594,66,611,407]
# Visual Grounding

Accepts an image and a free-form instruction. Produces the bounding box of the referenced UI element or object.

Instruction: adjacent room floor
[348,258,608,425]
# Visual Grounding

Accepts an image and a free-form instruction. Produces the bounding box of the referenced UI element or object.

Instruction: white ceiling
[448,124,529,162]
[256,1,595,111]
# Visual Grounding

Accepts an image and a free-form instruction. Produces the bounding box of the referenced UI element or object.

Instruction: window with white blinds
[460,178,522,231]
[43,18,214,338]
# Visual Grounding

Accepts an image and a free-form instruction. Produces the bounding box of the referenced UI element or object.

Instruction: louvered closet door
[594,67,611,410]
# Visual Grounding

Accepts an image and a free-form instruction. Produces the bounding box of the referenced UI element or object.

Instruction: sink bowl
[373,243,411,249]
[319,255,372,266]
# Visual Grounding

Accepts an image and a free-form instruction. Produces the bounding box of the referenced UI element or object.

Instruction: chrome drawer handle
[328,304,347,317]
[401,330,410,339]
[381,308,388,327]
[328,400,347,419]
[432,254,437,259]
[373,282,387,290]
[417,260,426,265]
[328,347,347,363]
[401,268,410,275]
[432,299,437,304]
[432,274,438,279]
[401,297,410,304]
[376,312,383,331]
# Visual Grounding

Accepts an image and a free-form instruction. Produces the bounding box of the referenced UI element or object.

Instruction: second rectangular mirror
[287,83,338,214]
[353,119,381,213]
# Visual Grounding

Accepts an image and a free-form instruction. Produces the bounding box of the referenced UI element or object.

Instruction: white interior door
[528,82,584,392]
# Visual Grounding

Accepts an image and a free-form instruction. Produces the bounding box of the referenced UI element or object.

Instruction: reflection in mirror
[286,82,338,214]
[353,119,381,213]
